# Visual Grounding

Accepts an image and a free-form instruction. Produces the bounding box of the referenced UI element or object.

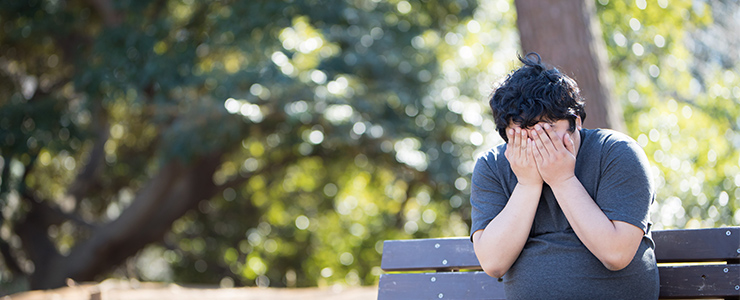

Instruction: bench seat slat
[381,228,740,272]
[378,271,505,300]
[653,228,740,263]
[658,264,740,299]
[380,237,478,272]
[380,227,740,299]
[378,265,740,299]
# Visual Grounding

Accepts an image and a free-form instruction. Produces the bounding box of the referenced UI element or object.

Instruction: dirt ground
[3,280,378,300]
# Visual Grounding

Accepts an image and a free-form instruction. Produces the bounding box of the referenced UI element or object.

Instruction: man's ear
[575,116,582,130]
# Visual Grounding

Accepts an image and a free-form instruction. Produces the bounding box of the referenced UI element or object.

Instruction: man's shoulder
[584,128,634,142]
[583,128,647,162]
[583,128,639,149]
[475,143,507,162]
[473,143,509,173]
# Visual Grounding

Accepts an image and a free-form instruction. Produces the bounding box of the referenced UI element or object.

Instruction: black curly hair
[489,52,586,142]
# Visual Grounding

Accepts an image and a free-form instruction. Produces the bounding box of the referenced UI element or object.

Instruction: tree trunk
[19,152,225,289]
[515,0,625,132]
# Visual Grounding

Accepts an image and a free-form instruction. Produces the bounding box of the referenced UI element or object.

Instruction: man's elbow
[480,261,508,278]
[601,252,633,271]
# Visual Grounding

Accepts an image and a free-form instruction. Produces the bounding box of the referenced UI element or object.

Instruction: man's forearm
[550,177,644,271]
[473,183,541,278]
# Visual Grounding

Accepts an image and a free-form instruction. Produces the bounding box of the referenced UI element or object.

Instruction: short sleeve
[469,151,510,240]
[594,138,654,233]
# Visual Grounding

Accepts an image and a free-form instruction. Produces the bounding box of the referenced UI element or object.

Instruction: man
[470,53,659,299]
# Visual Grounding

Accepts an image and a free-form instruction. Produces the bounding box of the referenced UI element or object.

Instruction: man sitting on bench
[470,53,659,299]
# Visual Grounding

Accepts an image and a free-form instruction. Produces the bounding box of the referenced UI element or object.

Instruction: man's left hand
[530,123,577,186]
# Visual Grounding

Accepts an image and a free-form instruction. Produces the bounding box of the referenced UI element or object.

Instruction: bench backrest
[378,227,740,299]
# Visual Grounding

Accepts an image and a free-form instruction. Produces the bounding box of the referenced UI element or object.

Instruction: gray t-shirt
[470,128,659,299]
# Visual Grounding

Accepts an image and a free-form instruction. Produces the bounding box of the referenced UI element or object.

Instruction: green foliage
[597,0,740,228]
[0,0,483,290]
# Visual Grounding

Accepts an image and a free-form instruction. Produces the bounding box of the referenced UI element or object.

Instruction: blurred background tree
[0,0,738,294]
[516,0,624,131]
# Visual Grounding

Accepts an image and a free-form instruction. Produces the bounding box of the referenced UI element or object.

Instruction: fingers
[506,128,515,156]
[563,133,575,155]
[530,125,548,157]
[527,123,578,185]
[506,126,527,157]
[506,128,514,143]
[535,124,558,152]
[518,128,527,159]
[542,123,566,152]
[531,136,543,164]
[505,128,515,157]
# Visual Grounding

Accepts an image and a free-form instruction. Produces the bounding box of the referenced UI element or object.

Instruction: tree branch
[0,239,23,277]
[148,0,168,23]
[21,190,95,229]
[15,197,64,289]
[0,152,10,202]
[39,152,223,288]
[27,156,183,288]
[87,0,123,27]
[68,101,109,207]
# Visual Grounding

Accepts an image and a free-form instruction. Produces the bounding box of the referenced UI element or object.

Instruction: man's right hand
[475,126,544,278]
[504,127,543,186]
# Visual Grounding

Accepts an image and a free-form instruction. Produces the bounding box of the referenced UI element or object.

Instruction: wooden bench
[378,227,740,299]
